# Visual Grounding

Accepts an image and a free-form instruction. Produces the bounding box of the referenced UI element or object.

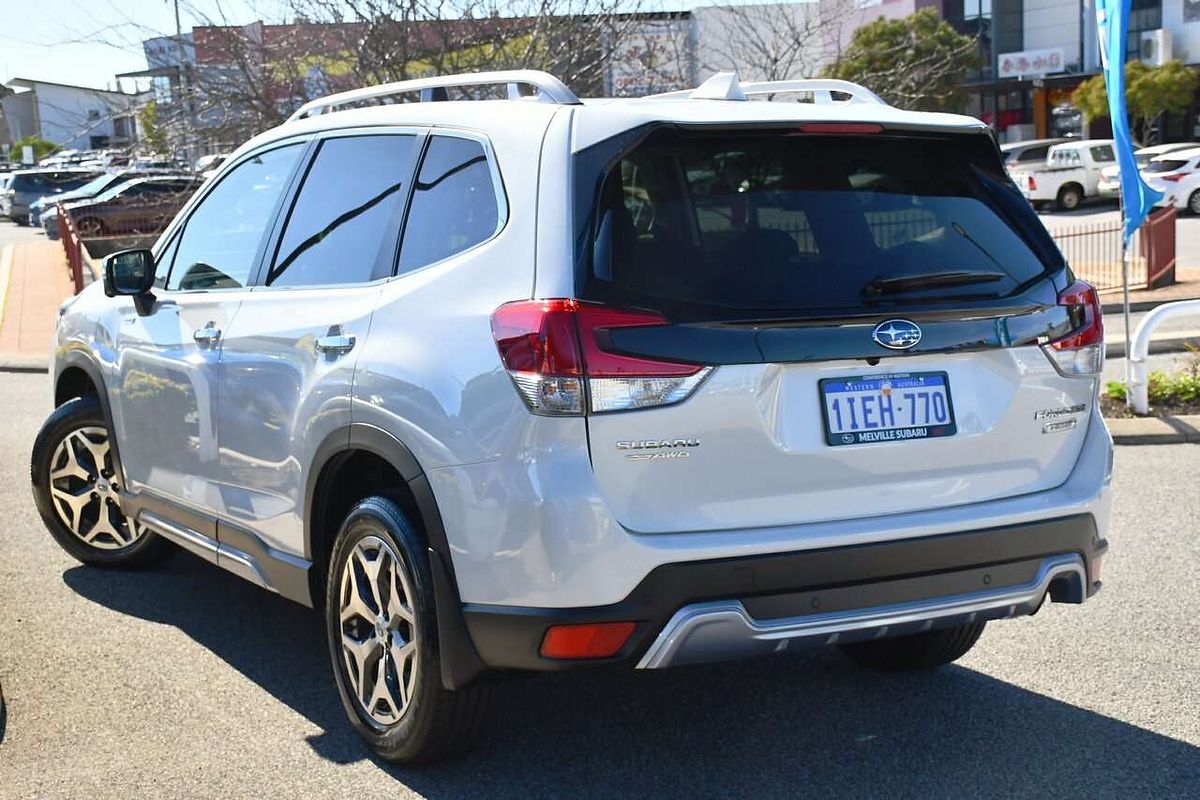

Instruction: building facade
[0,78,141,153]
[937,0,1200,142]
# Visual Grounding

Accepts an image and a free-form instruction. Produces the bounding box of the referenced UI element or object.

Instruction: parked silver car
[31,71,1112,764]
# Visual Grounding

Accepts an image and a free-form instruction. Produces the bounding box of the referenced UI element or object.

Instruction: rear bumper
[463,512,1106,672]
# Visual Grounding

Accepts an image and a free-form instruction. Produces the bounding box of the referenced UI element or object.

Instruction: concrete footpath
[0,238,76,370]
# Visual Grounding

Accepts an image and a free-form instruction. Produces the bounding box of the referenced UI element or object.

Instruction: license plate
[819,372,957,447]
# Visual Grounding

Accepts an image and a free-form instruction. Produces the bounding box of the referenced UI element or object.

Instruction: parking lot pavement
[0,369,1197,799]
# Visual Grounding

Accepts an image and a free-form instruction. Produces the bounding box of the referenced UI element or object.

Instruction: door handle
[315,325,356,356]
[193,323,221,343]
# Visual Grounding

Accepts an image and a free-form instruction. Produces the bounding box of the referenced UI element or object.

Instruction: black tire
[1056,184,1083,212]
[839,622,986,672]
[325,496,489,764]
[13,215,28,227]
[1188,190,1200,216]
[30,394,174,568]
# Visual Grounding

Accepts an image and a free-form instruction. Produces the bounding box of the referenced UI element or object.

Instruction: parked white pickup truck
[1019,139,1116,211]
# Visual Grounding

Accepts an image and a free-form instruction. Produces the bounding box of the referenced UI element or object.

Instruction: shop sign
[998,48,1065,79]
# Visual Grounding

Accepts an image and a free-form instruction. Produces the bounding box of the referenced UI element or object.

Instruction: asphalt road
[0,370,1198,798]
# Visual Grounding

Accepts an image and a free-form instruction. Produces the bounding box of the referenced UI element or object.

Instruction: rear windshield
[1144,159,1189,174]
[576,128,1062,319]
[11,171,97,192]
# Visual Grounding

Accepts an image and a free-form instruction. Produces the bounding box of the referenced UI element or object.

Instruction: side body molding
[306,423,487,690]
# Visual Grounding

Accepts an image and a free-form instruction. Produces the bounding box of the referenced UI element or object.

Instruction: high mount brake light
[491,300,710,415]
[1043,280,1103,377]
[796,123,883,135]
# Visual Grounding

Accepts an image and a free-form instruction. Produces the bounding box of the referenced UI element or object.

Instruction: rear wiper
[861,269,1006,297]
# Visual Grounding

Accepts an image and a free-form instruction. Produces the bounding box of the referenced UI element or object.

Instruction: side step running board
[139,510,273,593]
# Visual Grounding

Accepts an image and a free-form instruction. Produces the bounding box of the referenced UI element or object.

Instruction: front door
[111,141,308,518]
[215,130,421,557]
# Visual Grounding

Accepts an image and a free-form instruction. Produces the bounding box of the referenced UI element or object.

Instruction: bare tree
[697,1,849,83]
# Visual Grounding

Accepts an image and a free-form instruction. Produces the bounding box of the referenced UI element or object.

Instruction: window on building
[1126,0,1163,62]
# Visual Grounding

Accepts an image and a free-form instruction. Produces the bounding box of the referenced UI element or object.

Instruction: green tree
[9,135,57,164]
[822,9,980,112]
[137,100,169,156]
[1073,60,1198,142]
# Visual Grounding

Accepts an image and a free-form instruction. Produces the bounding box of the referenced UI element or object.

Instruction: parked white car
[1097,142,1197,199]
[1001,138,1069,181]
[1143,146,1200,215]
[1020,139,1116,211]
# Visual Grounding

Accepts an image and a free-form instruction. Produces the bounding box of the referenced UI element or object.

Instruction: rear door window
[397,136,500,274]
[581,130,1060,319]
[268,134,418,288]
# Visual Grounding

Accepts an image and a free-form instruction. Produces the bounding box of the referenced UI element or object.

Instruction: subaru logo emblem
[872,319,922,350]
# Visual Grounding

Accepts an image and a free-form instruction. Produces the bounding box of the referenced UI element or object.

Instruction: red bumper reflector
[540,622,636,659]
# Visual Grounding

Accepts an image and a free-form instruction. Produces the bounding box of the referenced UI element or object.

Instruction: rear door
[575,127,1098,534]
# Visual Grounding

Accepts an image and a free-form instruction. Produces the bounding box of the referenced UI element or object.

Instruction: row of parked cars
[1001,136,1200,214]
[0,165,206,239]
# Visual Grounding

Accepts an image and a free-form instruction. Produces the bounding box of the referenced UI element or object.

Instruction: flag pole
[1119,187,1132,405]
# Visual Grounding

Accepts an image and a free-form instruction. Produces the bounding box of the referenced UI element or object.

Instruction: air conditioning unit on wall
[1140,29,1172,67]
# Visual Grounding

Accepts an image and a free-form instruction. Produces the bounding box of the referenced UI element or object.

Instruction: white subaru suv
[30,70,1111,764]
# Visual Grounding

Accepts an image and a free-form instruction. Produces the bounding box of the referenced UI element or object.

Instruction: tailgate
[587,347,1092,533]
[570,126,1097,535]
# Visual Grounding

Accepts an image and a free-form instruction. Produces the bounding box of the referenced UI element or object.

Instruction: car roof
[1138,142,1197,156]
[1151,146,1200,161]
[1049,139,1114,151]
[239,95,988,164]
[1000,137,1069,152]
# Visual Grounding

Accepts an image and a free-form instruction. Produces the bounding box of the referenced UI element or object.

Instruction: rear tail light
[491,299,711,415]
[1028,175,1037,190]
[1042,280,1103,376]
[1160,173,1186,183]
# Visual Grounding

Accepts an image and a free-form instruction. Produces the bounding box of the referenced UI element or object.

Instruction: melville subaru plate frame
[818,371,958,447]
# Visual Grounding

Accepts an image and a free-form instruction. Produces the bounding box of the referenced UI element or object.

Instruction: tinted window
[1144,159,1189,174]
[269,134,416,287]
[398,136,499,274]
[1090,145,1115,162]
[580,130,1061,319]
[167,144,302,291]
[1017,145,1050,162]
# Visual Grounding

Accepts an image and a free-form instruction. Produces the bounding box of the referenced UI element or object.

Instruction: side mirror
[103,249,155,298]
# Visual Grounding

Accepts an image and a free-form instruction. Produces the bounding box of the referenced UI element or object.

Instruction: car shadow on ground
[64,554,1199,799]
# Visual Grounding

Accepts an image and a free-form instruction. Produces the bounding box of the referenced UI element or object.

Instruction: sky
[0,0,264,91]
[0,0,719,93]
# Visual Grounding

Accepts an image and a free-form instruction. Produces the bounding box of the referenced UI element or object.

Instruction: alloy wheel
[48,426,141,550]
[1189,192,1200,216]
[338,534,419,727]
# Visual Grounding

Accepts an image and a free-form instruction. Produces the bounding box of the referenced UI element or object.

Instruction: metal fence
[1049,220,1144,292]
[1048,207,1178,293]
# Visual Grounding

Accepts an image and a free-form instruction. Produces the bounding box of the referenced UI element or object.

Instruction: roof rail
[287,69,580,123]
[646,72,887,106]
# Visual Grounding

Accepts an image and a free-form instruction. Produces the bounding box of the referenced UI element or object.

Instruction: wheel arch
[53,352,128,486]
[306,423,486,689]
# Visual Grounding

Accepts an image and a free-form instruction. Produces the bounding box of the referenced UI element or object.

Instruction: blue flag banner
[1096,0,1163,244]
